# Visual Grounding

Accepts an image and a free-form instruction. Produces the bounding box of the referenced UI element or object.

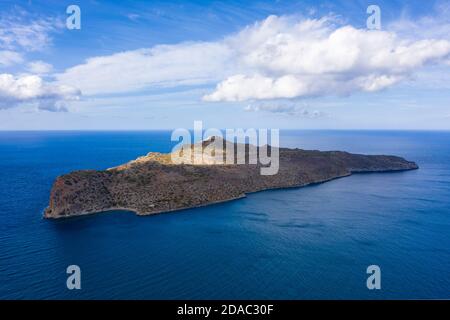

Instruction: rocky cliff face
[44,137,418,219]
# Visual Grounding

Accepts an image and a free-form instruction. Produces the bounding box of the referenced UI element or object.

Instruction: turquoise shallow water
[0,130,449,299]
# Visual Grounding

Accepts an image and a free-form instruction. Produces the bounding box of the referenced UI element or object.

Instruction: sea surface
[0,130,449,299]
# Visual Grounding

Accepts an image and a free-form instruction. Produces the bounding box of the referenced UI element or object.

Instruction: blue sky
[0,0,450,130]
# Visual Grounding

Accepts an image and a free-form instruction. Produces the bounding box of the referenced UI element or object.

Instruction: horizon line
[1,129,450,132]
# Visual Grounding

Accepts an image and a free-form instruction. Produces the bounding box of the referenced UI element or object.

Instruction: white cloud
[0,10,63,52]
[203,73,409,102]
[384,1,450,90]
[126,13,141,21]
[0,74,80,111]
[0,50,23,66]
[56,42,233,95]
[0,9,76,111]
[27,61,53,74]
[0,8,63,73]
[388,1,450,41]
[245,102,324,117]
[56,14,450,101]
[204,16,450,101]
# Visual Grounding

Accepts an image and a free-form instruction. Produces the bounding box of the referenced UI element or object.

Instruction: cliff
[44,137,418,219]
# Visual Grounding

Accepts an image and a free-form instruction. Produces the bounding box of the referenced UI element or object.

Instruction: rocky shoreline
[44,137,418,219]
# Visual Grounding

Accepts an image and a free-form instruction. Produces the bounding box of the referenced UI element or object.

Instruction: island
[44,136,418,219]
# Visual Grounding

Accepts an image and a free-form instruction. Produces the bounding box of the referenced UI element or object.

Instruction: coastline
[43,167,417,220]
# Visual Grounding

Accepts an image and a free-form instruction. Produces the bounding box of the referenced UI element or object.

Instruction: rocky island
[44,137,418,219]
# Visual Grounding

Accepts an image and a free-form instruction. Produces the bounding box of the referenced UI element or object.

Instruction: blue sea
[0,130,449,299]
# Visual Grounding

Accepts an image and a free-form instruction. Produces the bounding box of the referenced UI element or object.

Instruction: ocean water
[0,130,449,299]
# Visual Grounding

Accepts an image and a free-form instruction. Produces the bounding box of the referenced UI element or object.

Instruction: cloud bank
[56,15,450,102]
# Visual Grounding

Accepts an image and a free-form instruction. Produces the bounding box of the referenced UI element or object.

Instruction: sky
[0,0,450,130]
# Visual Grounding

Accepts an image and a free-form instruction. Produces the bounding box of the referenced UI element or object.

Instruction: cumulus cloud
[204,16,450,101]
[0,74,80,111]
[56,14,450,101]
[204,73,407,101]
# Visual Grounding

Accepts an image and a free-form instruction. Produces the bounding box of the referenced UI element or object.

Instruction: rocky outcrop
[44,137,418,219]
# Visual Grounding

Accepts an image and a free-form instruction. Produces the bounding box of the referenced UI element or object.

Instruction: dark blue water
[0,130,449,299]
